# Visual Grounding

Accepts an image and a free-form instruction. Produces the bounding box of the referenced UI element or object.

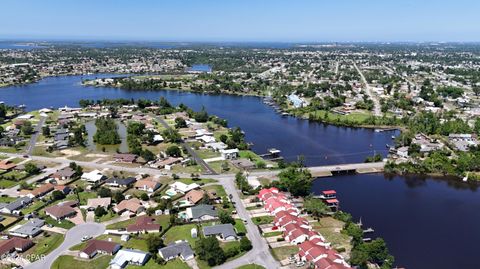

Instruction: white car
[295,261,305,267]
[81,235,92,242]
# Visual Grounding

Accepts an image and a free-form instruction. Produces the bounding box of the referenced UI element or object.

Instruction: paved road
[25,223,105,269]
[26,116,47,155]
[213,176,280,269]
[353,62,382,117]
[153,115,217,175]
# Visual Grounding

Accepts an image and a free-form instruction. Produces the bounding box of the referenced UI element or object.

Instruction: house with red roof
[0,237,34,258]
[126,215,161,234]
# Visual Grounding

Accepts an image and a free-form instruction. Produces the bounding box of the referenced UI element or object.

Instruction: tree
[174,117,187,129]
[42,126,51,137]
[194,107,209,122]
[146,234,165,254]
[98,187,112,198]
[166,145,181,157]
[194,237,226,266]
[239,237,252,251]
[141,149,156,162]
[218,210,235,225]
[277,167,312,197]
[93,117,120,144]
[21,121,34,135]
[113,191,125,203]
[162,128,181,143]
[140,192,149,201]
[303,196,330,217]
[94,206,107,217]
[24,162,40,175]
[51,190,65,201]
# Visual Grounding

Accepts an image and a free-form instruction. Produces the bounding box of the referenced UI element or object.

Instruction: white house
[220,148,239,160]
[81,170,106,183]
[109,249,149,269]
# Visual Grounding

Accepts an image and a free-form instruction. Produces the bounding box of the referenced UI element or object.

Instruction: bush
[240,237,252,251]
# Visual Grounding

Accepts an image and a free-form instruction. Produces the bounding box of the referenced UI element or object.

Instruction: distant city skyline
[1,0,480,42]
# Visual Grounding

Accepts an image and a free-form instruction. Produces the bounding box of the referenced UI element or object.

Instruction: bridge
[307,161,385,177]
[232,161,386,179]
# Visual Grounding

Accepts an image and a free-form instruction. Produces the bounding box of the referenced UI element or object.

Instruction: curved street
[25,223,106,269]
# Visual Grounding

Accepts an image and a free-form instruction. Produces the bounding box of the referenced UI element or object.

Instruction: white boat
[463,173,468,182]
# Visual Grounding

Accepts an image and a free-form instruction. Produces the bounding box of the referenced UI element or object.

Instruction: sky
[1,0,479,42]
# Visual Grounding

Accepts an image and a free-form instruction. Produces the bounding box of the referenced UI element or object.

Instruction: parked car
[81,235,92,242]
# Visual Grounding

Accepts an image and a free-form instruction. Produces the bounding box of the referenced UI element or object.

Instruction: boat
[281,112,289,116]
[463,172,469,182]
[391,135,396,139]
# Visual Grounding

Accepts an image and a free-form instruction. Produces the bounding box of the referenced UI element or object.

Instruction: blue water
[0,75,394,166]
[0,42,46,50]
[188,64,212,72]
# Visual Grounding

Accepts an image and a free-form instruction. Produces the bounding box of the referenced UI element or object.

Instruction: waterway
[0,74,477,269]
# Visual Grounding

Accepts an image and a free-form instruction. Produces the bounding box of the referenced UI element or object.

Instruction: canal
[0,74,477,269]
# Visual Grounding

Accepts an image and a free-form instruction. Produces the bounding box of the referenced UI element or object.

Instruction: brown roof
[45,202,77,219]
[113,153,137,162]
[81,239,120,256]
[115,198,143,213]
[134,179,160,190]
[126,215,161,233]
[0,160,17,171]
[0,237,34,256]
[185,189,207,204]
[30,183,54,197]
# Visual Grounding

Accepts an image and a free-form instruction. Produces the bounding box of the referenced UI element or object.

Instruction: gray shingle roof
[1,197,32,212]
[158,241,194,260]
[203,224,237,239]
[191,204,217,219]
[11,218,44,236]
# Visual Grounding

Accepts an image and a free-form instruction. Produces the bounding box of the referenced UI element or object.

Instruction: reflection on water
[85,119,128,153]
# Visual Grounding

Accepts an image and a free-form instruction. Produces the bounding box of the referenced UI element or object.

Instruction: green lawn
[51,254,111,269]
[202,184,227,198]
[234,219,247,234]
[195,149,221,159]
[270,245,299,261]
[262,231,282,237]
[66,191,98,205]
[43,216,75,229]
[27,232,64,261]
[252,216,274,225]
[163,223,201,247]
[70,234,149,252]
[0,179,19,188]
[177,178,217,185]
[0,196,16,203]
[96,210,118,223]
[128,258,190,269]
[21,200,46,215]
[106,215,170,230]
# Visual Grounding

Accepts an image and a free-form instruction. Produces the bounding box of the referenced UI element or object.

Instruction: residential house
[134,179,161,193]
[184,189,209,205]
[203,224,238,241]
[86,197,112,210]
[105,177,136,188]
[150,157,182,169]
[81,170,106,184]
[220,148,239,160]
[9,218,44,238]
[185,204,217,222]
[52,167,76,181]
[79,239,121,259]
[114,198,145,215]
[170,182,200,194]
[126,215,161,234]
[113,153,138,163]
[109,249,150,269]
[0,160,16,171]
[158,241,194,262]
[44,201,78,220]
[0,196,32,214]
[26,183,54,198]
[0,237,34,258]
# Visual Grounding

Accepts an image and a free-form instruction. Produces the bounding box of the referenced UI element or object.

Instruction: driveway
[25,223,105,269]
